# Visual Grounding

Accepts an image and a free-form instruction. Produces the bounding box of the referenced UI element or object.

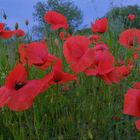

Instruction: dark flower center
[15,82,25,90]
[129,39,134,46]
[53,75,62,83]
[34,58,46,67]
[98,46,105,51]
[34,63,43,66]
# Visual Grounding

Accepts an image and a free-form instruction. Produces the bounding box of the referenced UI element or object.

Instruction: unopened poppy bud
[3,13,7,20]
[15,22,19,30]
[25,20,29,26]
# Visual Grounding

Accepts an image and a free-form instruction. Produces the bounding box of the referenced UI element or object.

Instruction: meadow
[0,10,140,140]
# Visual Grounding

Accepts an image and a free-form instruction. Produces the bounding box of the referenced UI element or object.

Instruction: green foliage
[32,0,83,38]
[106,5,140,35]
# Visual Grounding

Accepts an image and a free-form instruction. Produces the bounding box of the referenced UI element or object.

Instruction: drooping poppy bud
[15,22,19,30]
[3,13,7,20]
[25,20,29,26]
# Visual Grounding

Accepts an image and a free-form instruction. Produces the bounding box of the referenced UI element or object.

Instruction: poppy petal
[0,30,13,39]
[123,88,140,117]
[6,64,27,89]
[135,119,140,131]
[0,87,11,107]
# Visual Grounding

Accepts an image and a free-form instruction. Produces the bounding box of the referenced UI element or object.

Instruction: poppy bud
[128,14,136,21]
[15,22,19,30]
[3,13,7,20]
[25,20,29,26]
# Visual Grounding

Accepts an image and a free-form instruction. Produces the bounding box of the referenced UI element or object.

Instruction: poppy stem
[24,112,34,139]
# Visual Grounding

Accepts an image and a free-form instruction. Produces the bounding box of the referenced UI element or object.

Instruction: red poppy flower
[133,51,139,60]
[123,82,140,131]
[123,88,140,117]
[0,64,51,111]
[101,64,132,84]
[119,29,140,48]
[0,23,5,31]
[0,23,13,39]
[100,68,121,84]
[85,44,114,76]
[0,30,13,39]
[59,31,71,41]
[116,65,132,78]
[133,47,140,60]
[135,119,140,131]
[91,18,108,33]
[135,47,140,51]
[13,29,25,37]
[84,51,121,84]
[84,43,128,84]
[128,14,136,21]
[133,82,140,89]
[63,36,95,73]
[18,42,58,70]
[89,34,101,44]
[44,11,68,30]
[47,60,77,84]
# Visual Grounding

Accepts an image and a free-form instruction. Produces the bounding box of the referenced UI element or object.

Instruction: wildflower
[47,60,77,84]
[0,30,13,39]
[84,43,114,76]
[18,42,58,70]
[91,18,108,33]
[63,36,95,73]
[0,23,13,39]
[123,83,140,131]
[119,29,140,49]
[13,29,25,37]
[128,14,136,21]
[0,64,51,111]
[0,23,5,30]
[84,43,131,84]
[44,11,68,30]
